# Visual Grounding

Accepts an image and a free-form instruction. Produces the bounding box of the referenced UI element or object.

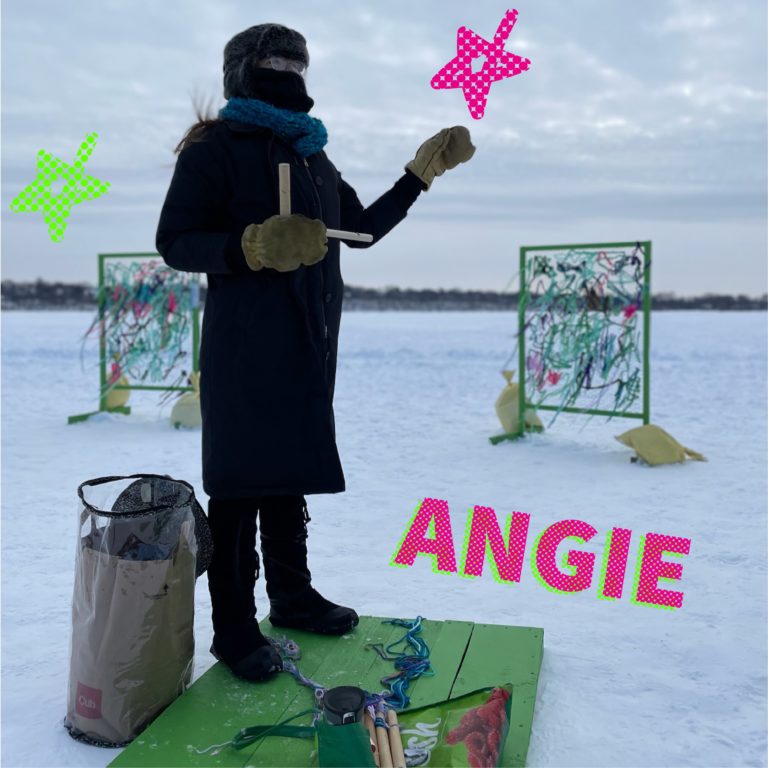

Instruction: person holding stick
[156,23,475,682]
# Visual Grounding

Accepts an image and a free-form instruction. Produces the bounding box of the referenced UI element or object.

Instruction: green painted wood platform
[109,616,543,768]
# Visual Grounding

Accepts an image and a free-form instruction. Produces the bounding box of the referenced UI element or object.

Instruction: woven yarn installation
[522,244,646,423]
[85,259,195,396]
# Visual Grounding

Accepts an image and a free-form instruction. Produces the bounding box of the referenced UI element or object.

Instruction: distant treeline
[1,280,766,311]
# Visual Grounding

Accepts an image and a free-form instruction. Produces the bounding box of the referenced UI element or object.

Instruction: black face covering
[237,66,314,113]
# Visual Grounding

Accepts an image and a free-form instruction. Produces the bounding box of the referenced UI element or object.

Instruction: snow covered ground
[2,310,766,767]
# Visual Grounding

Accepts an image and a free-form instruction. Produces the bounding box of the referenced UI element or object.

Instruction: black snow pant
[206,495,310,635]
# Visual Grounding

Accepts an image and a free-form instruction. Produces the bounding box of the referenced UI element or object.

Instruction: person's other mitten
[241,214,328,272]
[405,126,476,189]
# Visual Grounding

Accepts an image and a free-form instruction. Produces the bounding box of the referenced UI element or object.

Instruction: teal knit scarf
[219,97,328,157]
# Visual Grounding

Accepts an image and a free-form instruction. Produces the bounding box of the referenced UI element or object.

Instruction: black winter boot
[258,496,359,635]
[207,499,282,681]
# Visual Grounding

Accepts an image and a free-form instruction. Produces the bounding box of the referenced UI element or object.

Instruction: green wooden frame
[68,253,201,424]
[492,241,651,444]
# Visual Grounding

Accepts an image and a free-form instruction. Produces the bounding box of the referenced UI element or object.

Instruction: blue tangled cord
[366,616,434,710]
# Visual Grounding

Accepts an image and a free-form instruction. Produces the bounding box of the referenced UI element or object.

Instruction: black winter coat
[156,119,424,499]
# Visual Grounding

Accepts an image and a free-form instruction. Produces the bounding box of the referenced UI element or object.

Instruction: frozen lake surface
[2,310,766,767]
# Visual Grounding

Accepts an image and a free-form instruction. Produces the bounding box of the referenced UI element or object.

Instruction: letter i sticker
[598,528,632,600]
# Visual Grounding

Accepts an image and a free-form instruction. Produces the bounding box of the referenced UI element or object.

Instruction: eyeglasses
[257,56,307,77]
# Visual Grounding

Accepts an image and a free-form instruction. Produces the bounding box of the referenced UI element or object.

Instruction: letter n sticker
[461,506,530,583]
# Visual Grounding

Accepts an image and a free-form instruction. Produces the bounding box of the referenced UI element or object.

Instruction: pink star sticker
[431,9,531,120]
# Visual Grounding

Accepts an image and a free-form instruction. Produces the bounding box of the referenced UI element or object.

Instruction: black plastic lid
[323,686,366,725]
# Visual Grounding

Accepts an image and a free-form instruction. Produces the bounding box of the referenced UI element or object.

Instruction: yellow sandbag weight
[615,424,706,466]
[171,372,202,429]
[495,370,543,435]
[105,375,130,409]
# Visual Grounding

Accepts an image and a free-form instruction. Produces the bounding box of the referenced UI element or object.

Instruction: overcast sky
[2,0,766,295]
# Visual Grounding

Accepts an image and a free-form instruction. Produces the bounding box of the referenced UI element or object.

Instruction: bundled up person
[156,23,475,682]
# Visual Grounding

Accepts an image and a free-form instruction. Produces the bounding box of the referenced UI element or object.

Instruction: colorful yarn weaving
[83,259,197,400]
[506,243,647,425]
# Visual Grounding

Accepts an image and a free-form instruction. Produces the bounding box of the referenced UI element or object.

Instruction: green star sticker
[10,132,110,242]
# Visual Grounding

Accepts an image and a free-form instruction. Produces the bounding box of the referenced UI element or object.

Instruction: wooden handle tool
[326,228,373,243]
[375,712,394,768]
[364,711,381,767]
[277,163,373,242]
[386,709,406,768]
[278,163,292,216]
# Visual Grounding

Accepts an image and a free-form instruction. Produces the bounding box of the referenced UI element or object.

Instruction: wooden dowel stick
[278,163,291,216]
[376,715,394,768]
[364,712,381,767]
[326,228,374,243]
[387,710,406,768]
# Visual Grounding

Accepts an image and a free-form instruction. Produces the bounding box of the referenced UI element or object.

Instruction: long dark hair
[175,94,222,154]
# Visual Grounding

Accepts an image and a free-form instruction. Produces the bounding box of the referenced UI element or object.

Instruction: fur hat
[223,24,309,99]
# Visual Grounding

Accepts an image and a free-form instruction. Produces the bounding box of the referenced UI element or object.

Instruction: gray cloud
[2,0,765,294]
